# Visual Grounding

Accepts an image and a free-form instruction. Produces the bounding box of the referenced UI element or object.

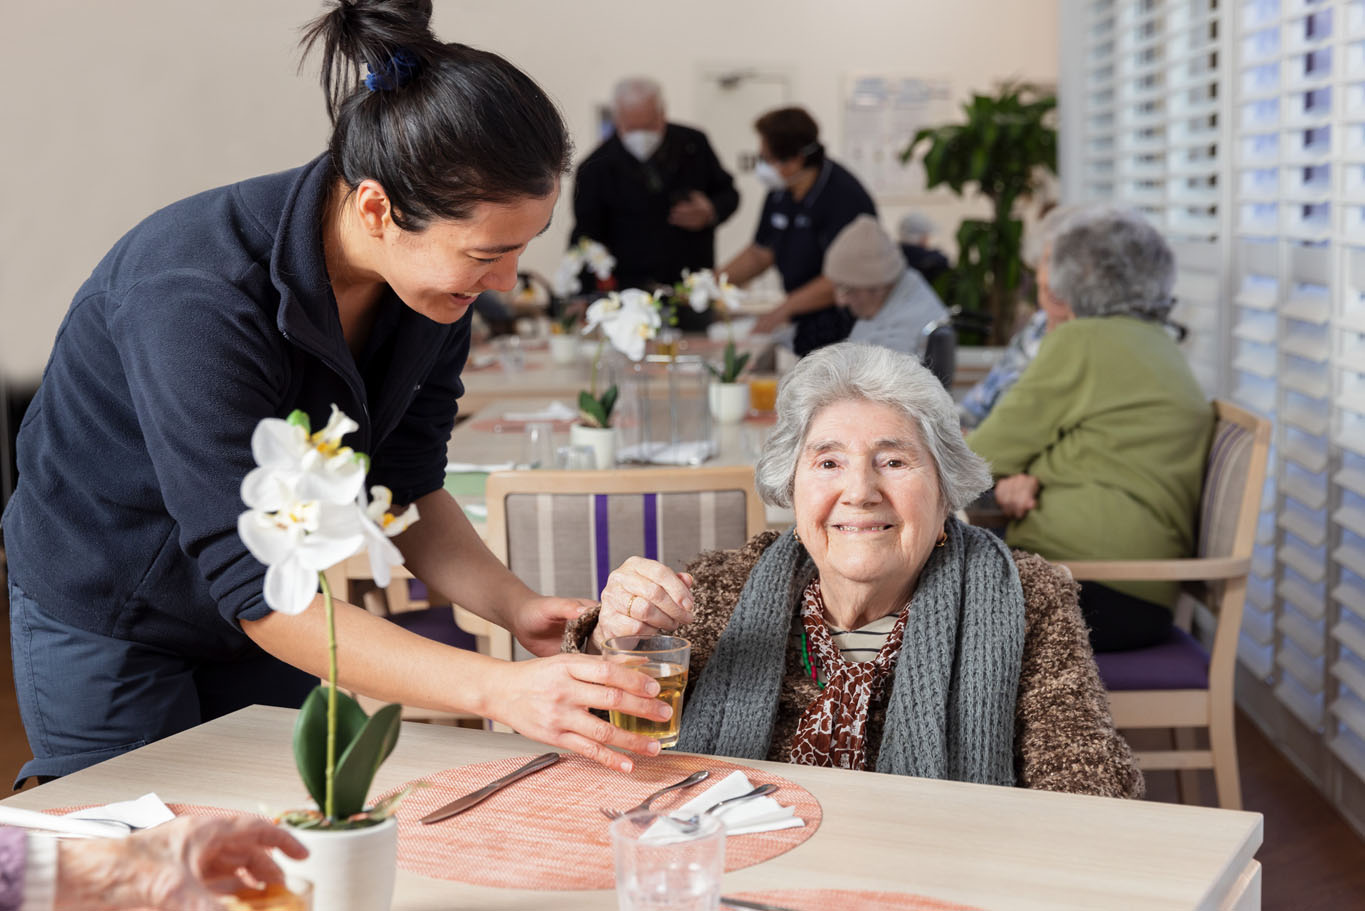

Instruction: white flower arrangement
[577,288,663,427]
[678,268,744,315]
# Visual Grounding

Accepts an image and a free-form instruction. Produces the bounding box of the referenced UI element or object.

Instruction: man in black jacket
[570,77,739,329]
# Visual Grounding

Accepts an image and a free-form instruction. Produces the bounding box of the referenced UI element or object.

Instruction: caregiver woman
[1,0,666,785]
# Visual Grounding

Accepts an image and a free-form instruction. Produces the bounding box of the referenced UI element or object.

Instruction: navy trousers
[8,576,315,787]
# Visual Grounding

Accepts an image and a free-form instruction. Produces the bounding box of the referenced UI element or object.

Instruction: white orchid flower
[241,405,366,510]
[583,288,662,362]
[358,486,420,588]
[682,268,720,313]
[580,239,616,280]
[238,498,365,614]
[552,253,583,297]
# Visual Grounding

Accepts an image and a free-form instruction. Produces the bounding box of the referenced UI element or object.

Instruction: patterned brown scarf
[790,579,911,771]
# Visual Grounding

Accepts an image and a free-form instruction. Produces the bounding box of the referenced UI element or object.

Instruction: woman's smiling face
[792,398,948,594]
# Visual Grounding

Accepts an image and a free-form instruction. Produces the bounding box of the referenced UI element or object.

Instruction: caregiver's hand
[484,653,670,772]
[593,557,695,651]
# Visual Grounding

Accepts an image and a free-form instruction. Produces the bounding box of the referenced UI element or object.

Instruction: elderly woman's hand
[592,557,695,652]
[995,473,1040,519]
[55,815,308,910]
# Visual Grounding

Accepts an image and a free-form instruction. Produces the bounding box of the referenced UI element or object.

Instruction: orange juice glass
[748,375,778,413]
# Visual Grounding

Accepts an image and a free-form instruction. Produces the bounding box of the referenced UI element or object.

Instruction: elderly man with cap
[824,215,947,356]
[570,77,739,329]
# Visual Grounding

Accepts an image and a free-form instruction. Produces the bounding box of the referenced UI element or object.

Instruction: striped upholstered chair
[1061,400,1271,809]
[484,465,767,603]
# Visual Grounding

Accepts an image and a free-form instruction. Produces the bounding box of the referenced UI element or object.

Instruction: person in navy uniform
[570,77,739,330]
[721,107,877,356]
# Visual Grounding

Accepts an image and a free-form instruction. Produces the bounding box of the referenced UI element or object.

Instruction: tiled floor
[2,556,1364,908]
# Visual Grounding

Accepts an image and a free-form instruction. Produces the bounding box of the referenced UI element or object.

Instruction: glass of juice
[747,375,778,414]
[602,635,690,748]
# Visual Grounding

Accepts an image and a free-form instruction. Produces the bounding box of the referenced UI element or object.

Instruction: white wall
[0,0,1057,382]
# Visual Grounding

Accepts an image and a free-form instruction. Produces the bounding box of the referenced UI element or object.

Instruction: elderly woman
[967,209,1213,653]
[566,343,1142,796]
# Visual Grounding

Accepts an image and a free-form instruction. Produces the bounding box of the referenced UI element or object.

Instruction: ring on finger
[629,595,644,621]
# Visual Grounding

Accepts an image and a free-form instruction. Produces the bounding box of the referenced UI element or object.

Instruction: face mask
[621,129,663,162]
[754,159,788,190]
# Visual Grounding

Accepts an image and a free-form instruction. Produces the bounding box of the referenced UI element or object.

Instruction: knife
[720,898,802,911]
[0,806,132,839]
[419,752,562,824]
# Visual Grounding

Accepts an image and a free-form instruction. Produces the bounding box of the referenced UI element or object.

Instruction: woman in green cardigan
[967,208,1213,652]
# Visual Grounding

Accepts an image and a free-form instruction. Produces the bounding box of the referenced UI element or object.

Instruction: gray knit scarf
[676,518,1026,784]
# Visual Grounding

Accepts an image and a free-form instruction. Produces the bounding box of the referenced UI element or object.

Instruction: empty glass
[522,421,555,469]
[611,810,723,911]
[555,444,598,470]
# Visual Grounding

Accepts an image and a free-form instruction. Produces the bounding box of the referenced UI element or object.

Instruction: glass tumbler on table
[602,635,690,748]
[611,810,724,911]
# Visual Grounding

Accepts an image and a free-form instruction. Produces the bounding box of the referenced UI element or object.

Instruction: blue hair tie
[365,48,420,92]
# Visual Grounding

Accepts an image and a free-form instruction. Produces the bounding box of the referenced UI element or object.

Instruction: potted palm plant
[901,82,1056,344]
[237,406,419,911]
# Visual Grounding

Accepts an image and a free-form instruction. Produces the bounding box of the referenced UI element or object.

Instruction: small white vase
[708,381,750,424]
[548,333,579,365]
[278,816,397,911]
[570,423,617,469]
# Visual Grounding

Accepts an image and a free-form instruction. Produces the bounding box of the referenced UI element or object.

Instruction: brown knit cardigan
[566,531,1144,799]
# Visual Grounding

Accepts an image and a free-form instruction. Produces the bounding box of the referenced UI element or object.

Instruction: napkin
[616,441,717,466]
[707,316,757,341]
[445,461,516,472]
[501,401,577,422]
[65,792,176,830]
[641,771,803,844]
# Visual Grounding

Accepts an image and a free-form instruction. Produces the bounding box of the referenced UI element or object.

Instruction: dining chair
[918,317,957,390]
[483,465,767,601]
[1060,399,1271,809]
[321,555,512,728]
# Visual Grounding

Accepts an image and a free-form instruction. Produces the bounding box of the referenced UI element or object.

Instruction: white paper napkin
[502,401,577,422]
[707,317,758,341]
[641,771,803,844]
[65,792,176,830]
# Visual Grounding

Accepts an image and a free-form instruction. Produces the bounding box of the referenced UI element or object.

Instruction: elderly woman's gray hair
[1046,208,1176,321]
[756,343,992,512]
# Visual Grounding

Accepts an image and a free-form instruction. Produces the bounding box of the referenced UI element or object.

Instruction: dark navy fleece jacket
[3,155,470,658]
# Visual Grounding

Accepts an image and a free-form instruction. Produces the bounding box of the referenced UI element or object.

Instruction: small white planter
[548,333,579,365]
[570,423,617,469]
[278,816,397,911]
[708,381,750,424]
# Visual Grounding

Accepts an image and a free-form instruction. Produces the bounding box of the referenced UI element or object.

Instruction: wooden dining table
[0,705,1261,910]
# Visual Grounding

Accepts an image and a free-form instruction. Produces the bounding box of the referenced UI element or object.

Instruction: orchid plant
[552,237,616,298]
[238,406,418,830]
[577,288,663,428]
[673,269,750,383]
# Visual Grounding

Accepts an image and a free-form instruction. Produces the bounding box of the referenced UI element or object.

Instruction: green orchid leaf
[330,702,403,820]
[293,685,369,813]
[577,390,606,428]
[286,410,312,433]
[601,384,619,423]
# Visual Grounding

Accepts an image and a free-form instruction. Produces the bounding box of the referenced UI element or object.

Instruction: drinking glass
[611,810,723,911]
[602,636,690,748]
[555,444,598,470]
[747,375,778,414]
[522,421,555,469]
[495,335,525,373]
[219,875,313,909]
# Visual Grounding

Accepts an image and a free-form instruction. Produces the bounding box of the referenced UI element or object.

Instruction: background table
[0,706,1262,910]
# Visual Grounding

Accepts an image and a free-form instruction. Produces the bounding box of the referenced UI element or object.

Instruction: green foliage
[902,83,1056,343]
[577,385,619,428]
[294,685,402,825]
[706,342,751,384]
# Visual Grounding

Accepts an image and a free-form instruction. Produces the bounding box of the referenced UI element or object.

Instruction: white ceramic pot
[548,333,579,365]
[708,381,750,424]
[278,817,397,911]
[569,423,617,469]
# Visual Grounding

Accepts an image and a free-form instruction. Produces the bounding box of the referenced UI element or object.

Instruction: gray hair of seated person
[612,76,663,115]
[756,343,993,512]
[1046,208,1176,321]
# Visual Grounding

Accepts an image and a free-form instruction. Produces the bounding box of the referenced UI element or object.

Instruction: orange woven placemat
[724,889,979,911]
[378,751,822,890]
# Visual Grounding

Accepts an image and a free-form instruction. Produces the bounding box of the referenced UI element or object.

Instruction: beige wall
[0,0,1057,382]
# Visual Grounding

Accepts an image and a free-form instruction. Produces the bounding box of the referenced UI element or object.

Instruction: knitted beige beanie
[823,215,906,287]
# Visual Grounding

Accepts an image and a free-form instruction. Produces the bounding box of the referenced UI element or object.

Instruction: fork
[599,769,710,819]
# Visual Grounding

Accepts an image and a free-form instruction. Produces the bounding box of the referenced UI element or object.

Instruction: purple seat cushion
[387,606,479,653]
[1094,626,1210,691]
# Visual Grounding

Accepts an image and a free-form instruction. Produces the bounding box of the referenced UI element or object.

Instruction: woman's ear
[352,179,394,238]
